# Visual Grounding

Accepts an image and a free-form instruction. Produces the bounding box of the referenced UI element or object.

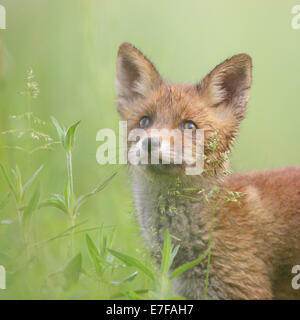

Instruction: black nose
[142,137,160,153]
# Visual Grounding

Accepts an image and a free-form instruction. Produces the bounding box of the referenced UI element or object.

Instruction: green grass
[0,69,211,299]
[0,0,300,299]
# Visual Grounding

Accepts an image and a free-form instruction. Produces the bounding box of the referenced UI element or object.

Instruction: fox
[115,42,300,300]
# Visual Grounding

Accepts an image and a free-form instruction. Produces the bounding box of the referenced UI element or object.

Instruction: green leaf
[100,234,107,257]
[161,229,172,276]
[23,165,43,192]
[111,271,138,286]
[39,194,68,214]
[108,249,155,281]
[169,245,180,269]
[74,172,117,214]
[64,120,80,151]
[106,227,116,251]
[98,225,108,260]
[169,249,209,280]
[51,116,65,144]
[33,220,88,247]
[48,256,82,291]
[23,185,40,226]
[12,166,23,201]
[86,234,102,276]
[0,164,17,198]
[63,253,82,289]
[99,225,116,261]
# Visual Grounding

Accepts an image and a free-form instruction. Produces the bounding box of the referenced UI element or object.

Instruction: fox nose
[142,137,160,153]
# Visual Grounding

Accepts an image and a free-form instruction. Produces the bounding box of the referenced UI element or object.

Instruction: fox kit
[115,42,300,299]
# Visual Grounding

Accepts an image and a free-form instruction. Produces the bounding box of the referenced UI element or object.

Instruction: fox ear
[116,43,162,113]
[196,54,252,121]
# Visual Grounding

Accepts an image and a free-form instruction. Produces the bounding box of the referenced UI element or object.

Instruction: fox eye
[181,120,197,132]
[138,116,151,129]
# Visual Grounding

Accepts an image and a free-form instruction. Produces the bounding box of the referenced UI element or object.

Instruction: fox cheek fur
[115,42,300,299]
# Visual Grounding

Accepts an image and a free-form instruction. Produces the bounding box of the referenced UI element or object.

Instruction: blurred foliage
[0,0,299,299]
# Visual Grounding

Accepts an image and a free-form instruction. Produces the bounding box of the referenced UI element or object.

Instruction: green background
[0,0,299,299]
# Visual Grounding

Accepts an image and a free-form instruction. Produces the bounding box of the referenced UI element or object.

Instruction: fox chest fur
[130,168,225,299]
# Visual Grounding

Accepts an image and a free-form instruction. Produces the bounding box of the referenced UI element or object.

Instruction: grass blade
[86,234,102,276]
[23,165,43,192]
[14,166,24,201]
[23,185,40,226]
[108,249,155,281]
[161,229,172,276]
[0,164,17,198]
[74,172,117,213]
[169,245,180,269]
[169,249,209,280]
[51,116,65,144]
[111,271,138,286]
[30,220,89,248]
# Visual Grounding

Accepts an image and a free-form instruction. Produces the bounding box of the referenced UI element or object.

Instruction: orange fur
[115,43,300,299]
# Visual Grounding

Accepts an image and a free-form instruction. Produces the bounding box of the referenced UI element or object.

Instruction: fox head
[115,42,252,177]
